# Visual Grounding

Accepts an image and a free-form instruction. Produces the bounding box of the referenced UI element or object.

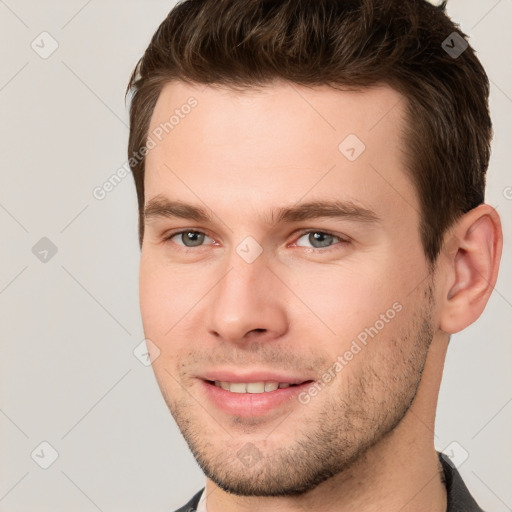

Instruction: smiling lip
[198,370,314,417]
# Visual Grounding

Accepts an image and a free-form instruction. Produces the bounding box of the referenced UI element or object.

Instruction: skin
[139,80,502,512]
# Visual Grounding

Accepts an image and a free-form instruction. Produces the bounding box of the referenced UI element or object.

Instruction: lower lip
[199,380,313,417]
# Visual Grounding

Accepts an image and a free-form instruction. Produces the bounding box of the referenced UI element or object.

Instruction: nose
[205,255,289,344]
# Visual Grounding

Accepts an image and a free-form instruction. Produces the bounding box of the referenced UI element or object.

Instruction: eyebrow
[143,195,380,226]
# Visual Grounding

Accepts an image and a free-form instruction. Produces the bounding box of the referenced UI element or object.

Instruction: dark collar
[173,487,204,512]
[439,452,485,511]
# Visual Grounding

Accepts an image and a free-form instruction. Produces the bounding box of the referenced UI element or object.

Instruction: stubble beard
[160,291,435,497]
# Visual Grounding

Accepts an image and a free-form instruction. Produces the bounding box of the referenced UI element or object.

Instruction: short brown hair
[126,0,492,263]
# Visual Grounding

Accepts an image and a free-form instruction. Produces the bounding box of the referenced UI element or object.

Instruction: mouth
[199,377,315,417]
[205,380,311,393]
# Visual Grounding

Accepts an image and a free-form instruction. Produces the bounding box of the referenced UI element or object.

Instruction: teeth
[246,382,265,393]
[264,382,279,392]
[213,381,298,393]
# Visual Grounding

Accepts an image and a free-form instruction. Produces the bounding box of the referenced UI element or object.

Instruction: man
[126,0,503,510]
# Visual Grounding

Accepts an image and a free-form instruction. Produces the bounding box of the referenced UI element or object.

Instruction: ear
[438,204,503,334]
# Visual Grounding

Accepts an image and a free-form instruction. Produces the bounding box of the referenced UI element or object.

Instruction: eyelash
[162,229,349,252]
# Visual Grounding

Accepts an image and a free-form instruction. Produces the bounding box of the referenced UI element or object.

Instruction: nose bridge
[205,246,288,342]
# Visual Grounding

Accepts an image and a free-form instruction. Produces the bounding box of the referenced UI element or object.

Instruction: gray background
[0,0,510,510]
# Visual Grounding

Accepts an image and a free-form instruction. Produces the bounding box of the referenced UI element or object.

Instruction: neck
[205,335,449,512]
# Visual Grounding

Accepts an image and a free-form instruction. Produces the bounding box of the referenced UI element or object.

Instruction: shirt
[172,452,485,512]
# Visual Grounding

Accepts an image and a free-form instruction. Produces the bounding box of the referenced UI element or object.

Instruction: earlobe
[439,204,503,334]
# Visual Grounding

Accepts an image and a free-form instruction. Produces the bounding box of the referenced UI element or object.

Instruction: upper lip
[200,370,314,385]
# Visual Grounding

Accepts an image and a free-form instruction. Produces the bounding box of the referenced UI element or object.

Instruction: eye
[165,230,214,248]
[163,229,348,251]
[294,230,347,250]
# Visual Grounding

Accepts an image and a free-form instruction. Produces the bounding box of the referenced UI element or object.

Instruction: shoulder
[171,488,205,512]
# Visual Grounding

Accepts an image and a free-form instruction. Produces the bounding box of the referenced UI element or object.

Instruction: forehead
[147,80,406,152]
[144,80,416,226]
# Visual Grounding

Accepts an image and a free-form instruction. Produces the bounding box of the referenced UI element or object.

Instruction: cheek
[139,257,162,333]
[139,253,213,343]
[292,262,401,345]
[139,254,181,337]
[139,258,191,385]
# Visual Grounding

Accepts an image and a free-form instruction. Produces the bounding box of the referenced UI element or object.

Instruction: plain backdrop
[0,1,510,510]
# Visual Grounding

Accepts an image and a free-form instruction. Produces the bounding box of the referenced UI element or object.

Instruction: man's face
[140,81,436,496]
